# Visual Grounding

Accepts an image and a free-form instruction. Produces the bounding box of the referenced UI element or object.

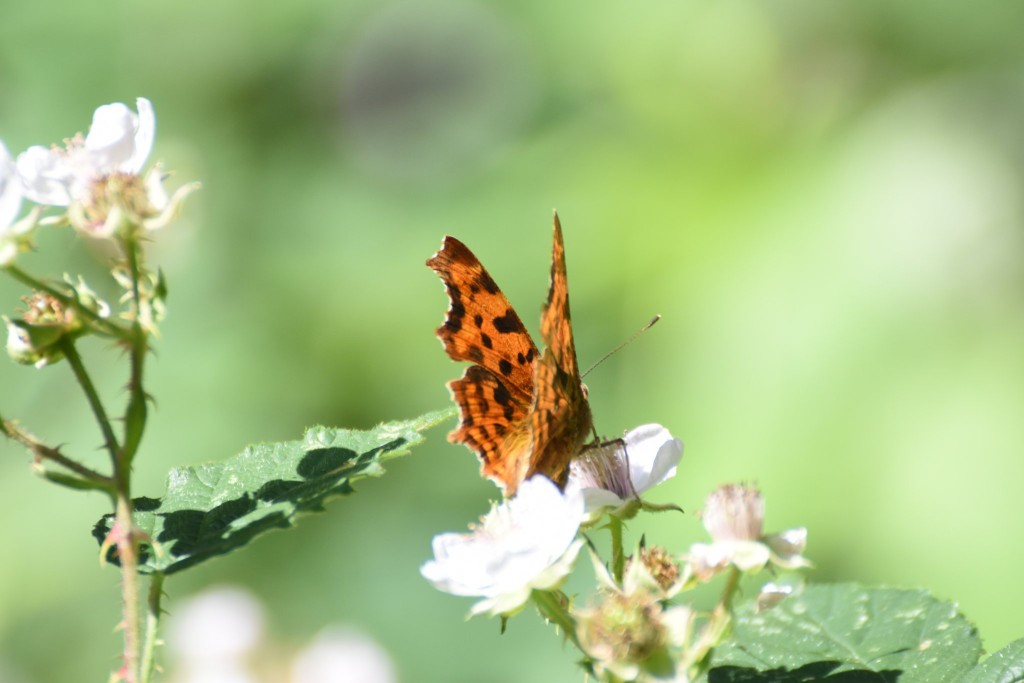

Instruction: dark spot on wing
[481,333,492,349]
[499,359,513,376]
[517,352,525,365]
[477,271,499,294]
[493,309,522,334]
[493,382,511,406]
[467,346,483,363]
[474,314,484,328]
[491,382,515,421]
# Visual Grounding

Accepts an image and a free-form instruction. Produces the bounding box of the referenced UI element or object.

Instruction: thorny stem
[609,515,625,584]
[115,492,141,683]
[113,236,151,683]
[3,264,126,339]
[140,573,166,683]
[0,414,113,491]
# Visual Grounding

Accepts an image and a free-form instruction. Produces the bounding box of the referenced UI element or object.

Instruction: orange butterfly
[427,213,594,497]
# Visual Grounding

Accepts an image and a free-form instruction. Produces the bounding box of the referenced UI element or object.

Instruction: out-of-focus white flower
[421,475,584,617]
[15,98,196,237]
[567,424,683,519]
[291,627,397,683]
[166,586,265,665]
[0,141,39,267]
[0,142,21,232]
[684,484,810,583]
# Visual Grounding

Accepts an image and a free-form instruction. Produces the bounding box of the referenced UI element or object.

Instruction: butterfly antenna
[581,315,661,379]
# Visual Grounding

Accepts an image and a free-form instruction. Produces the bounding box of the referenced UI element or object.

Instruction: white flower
[567,424,683,519]
[0,142,21,229]
[291,627,397,683]
[0,141,38,267]
[684,484,810,583]
[420,475,584,617]
[166,586,265,663]
[18,98,155,207]
[14,97,193,237]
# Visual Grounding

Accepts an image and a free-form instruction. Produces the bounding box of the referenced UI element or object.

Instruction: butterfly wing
[527,213,594,488]
[427,236,540,493]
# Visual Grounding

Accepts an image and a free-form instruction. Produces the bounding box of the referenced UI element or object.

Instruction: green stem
[609,515,625,584]
[0,415,114,491]
[120,239,148,466]
[715,566,742,616]
[59,338,121,468]
[687,567,742,680]
[532,590,582,650]
[140,573,165,683]
[3,265,126,339]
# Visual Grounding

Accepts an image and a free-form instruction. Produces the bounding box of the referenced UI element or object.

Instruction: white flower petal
[530,539,583,591]
[85,101,141,172]
[469,586,532,617]
[765,527,807,559]
[755,583,793,612]
[421,475,583,615]
[623,424,682,494]
[566,423,682,519]
[578,487,627,513]
[16,145,72,206]
[727,540,771,572]
[0,142,22,231]
[130,97,156,173]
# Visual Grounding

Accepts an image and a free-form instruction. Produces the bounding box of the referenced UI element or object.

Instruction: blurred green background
[3,0,1024,680]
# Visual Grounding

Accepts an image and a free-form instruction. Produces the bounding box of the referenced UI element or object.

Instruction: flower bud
[578,591,667,677]
[64,274,111,319]
[755,582,794,612]
[631,546,680,593]
[701,483,764,542]
[4,292,82,367]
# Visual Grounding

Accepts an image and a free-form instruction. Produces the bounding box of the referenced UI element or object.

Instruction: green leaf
[962,639,1024,683]
[708,583,981,683]
[93,409,454,574]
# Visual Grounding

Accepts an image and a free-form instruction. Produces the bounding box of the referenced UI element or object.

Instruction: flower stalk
[609,515,626,584]
[59,338,121,466]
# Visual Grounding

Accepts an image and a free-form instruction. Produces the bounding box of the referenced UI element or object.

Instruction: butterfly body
[427,214,593,496]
